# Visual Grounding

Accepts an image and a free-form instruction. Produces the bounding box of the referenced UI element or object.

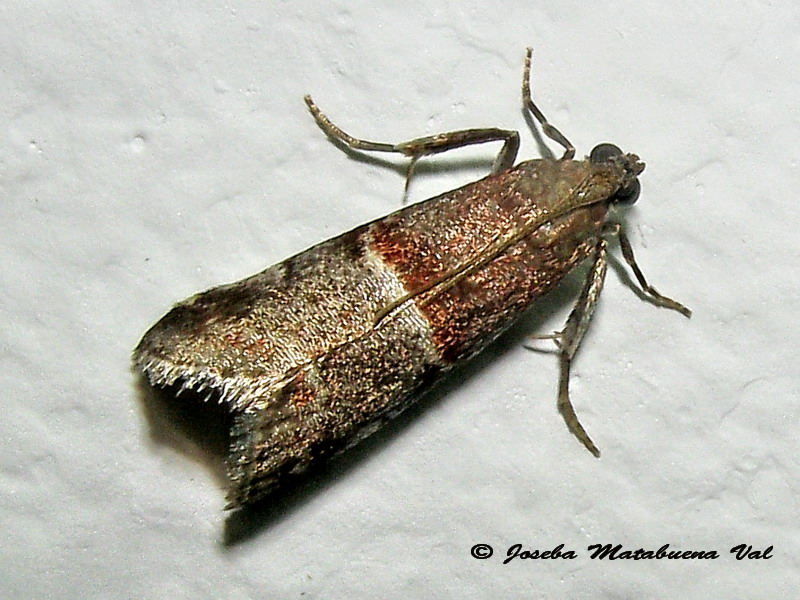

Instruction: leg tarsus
[558,354,601,457]
[610,224,692,318]
[304,95,396,153]
[522,48,575,160]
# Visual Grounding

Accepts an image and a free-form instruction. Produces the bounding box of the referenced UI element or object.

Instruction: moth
[134,49,690,509]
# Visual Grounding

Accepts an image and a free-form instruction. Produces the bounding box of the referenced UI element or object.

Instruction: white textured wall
[3,2,798,598]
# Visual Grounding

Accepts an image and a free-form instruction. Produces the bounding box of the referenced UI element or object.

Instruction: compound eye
[614,179,640,205]
[590,143,640,204]
[590,143,623,164]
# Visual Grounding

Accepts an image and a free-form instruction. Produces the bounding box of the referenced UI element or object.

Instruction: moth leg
[607,224,693,318]
[524,330,565,355]
[522,47,575,161]
[555,238,610,457]
[528,331,563,345]
[304,95,521,188]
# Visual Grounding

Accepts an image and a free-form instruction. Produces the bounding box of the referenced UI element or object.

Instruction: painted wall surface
[2,2,797,598]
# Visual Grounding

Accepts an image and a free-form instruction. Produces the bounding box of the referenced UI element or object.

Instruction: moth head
[590,143,643,205]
